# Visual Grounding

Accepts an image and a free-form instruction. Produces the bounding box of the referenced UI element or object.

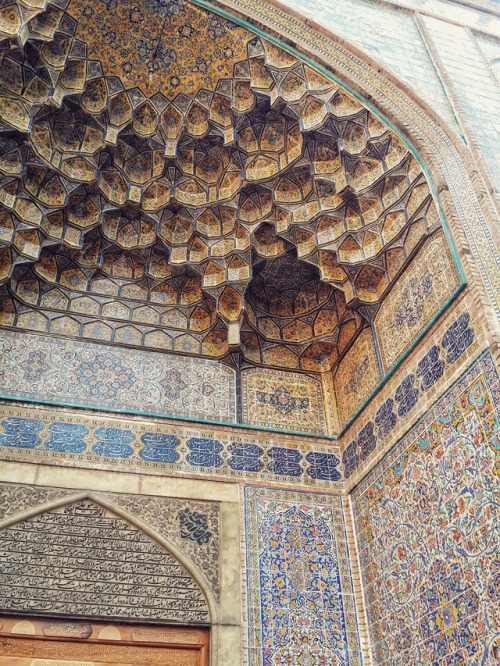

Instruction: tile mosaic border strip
[0,404,343,488]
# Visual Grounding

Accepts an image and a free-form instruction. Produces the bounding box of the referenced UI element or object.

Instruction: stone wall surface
[351,351,500,664]
[421,15,500,193]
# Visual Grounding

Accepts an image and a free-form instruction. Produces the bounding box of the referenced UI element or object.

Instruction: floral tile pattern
[0,330,235,423]
[241,368,328,435]
[334,327,381,428]
[244,487,362,666]
[374,230,461,372]
[351,351,500,665]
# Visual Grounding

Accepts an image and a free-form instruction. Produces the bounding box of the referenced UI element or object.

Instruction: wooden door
[0,617,209,665]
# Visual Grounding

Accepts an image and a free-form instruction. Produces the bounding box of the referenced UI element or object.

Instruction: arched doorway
[0,498,213,665]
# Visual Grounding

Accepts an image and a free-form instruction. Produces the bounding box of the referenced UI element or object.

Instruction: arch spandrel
[0,0,465,429]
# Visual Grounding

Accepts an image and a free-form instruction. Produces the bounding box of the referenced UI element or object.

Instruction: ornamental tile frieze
[342,299,481,481]
[0,404,343,487]
[0,328,236,423]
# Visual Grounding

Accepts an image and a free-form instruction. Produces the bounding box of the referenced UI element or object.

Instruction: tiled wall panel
[244,487,362,666]
[343,297,482,482]
[373,230,461,373]
[334,327,381,428]
[241,368,328,435]
[352,351,500,665]
[0,330,236,423]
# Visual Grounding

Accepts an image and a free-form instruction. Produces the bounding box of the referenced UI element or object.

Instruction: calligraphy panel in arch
[0,499,210,626]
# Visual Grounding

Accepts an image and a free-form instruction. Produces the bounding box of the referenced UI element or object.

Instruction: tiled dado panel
[0,329,236,423]
[0,404,343,488]
[0,330,329,435]
[241,368,328,435]
[352,351,500,665]
[244,487,361,666]
[342,298,482,481]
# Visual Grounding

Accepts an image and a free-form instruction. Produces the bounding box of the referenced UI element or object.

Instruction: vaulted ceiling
[0,0,441,372]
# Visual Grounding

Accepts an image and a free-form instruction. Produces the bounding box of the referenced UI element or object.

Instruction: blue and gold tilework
[0,406,343,487]
[244,487,362,666]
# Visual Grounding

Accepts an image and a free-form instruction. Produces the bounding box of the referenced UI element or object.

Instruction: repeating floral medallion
[352,351,500,665]
[0,330,236,423]
[244,487,361,666]
[241,368,328,435]
[77,353,136,399]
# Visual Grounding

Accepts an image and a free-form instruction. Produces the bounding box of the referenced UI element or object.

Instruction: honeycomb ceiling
[0,0,441,372]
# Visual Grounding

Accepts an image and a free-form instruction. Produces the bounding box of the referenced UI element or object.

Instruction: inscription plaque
[0,637,199,665]
[0,501,209,624]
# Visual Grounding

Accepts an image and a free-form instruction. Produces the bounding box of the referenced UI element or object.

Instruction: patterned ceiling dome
[0,0,442,371]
